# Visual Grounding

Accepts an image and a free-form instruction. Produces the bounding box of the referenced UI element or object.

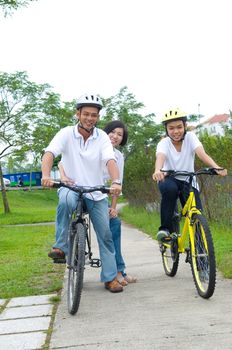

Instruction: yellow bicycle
[159,167,221,299]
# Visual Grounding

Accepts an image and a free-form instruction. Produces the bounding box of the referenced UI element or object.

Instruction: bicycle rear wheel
[161,209,180,277]
[190,214,216,299]
[67,222,86,314]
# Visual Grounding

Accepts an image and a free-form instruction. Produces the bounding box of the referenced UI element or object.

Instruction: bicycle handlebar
[52,181,111,194]
[161,167,224,177]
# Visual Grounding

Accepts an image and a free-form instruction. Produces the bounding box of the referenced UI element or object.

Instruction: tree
[100,86,163,205]
[0,0,37,16]
[0,71,71,213]
[223,110,232,138]
[31,99,76,165]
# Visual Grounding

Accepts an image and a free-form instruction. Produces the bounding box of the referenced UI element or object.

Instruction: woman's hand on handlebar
[215,168,227,176]
[60,174,75,185]
[152,169,165,182]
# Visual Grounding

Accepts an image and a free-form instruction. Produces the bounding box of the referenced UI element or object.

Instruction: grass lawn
[0,225,65,299]
[120,204,232,279]
[0,188,64,299]
[0,188,58,224]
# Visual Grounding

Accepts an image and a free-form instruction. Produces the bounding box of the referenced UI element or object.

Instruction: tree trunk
[0,161,11,213]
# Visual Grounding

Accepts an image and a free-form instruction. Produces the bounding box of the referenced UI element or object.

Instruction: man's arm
[41,152,55,187]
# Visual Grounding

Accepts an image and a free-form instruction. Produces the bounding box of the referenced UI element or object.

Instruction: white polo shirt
[45,125,116,200]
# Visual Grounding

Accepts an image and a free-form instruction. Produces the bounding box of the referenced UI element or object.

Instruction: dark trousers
[158,177,202,233]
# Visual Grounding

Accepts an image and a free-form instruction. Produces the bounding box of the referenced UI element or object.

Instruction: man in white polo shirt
[41,93,123,293]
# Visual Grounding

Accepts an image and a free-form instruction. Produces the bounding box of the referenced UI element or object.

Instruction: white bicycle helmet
[76,93,103,110]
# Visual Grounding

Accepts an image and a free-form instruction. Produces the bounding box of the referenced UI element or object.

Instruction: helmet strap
[78,123,95,134]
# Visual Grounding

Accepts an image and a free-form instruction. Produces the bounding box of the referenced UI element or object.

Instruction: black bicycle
[53,182,110,315]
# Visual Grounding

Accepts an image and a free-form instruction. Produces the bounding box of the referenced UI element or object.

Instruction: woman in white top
[152,108,227,241]
[103,121,137,286]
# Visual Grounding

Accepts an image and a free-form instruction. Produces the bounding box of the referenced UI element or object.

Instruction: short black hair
[103,120,128,146]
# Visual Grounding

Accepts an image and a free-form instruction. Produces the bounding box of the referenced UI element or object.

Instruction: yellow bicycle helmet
[162,108,187,124]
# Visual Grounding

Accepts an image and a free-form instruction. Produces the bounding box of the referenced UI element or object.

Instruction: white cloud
[0,0,231,120]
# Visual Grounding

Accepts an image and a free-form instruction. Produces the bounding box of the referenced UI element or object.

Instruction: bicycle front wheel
[161,236,179,277]
[67,222,86,315]
[190,214,216,299]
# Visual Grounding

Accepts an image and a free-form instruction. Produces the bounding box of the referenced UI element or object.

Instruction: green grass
[211,223,232,278]
[0,189,64,299]
[0,225,65,299]
[0,188,58,224]
[120,204,232,279]
[120,205,160,239]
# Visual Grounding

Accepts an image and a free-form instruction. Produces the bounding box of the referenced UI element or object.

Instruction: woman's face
[108,127,124,147]
[166,120,186,143]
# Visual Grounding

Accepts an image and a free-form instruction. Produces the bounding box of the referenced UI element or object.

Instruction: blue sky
[1,0,231,120]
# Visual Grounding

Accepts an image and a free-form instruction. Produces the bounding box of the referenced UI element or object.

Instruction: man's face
[166,119,186,142]
[76,106,100,130]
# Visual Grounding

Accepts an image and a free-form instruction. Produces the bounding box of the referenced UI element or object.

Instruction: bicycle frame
[177,190,202,253]
[67,189,101,268]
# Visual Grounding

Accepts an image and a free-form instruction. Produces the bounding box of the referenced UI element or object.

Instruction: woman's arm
[195,145,227,176]
[152,152,166,182]
[58,162,75,183]
[109,195,119,218]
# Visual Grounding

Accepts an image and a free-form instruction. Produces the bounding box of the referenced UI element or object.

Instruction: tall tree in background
[100,86,163,205]
[100,86,162,158]
[0,0,37,16]
[0,71,72,213]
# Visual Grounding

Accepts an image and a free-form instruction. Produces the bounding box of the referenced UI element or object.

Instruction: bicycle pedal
[90,258,102,268]
[53,258,66,264]
[162,236,172,242]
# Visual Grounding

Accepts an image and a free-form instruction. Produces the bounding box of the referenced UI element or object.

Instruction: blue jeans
[54,187,117,282]
[158,177,202,233]
[110,217,126,273]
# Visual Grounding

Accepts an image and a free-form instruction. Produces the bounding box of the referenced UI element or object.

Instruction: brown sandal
[117,273,128,286]
[124,274,137,283]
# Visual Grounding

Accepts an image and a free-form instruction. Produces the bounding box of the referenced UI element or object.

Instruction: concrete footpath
[1,221,232,349]
[0,294,56,349]
[49,222,232,350]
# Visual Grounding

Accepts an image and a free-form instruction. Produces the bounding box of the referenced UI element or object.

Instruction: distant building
[195,113,230,136]
[3,171,42,187]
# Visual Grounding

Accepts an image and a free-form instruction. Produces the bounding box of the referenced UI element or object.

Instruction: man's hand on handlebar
[41,177,55,187]
[110,183,122,196]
